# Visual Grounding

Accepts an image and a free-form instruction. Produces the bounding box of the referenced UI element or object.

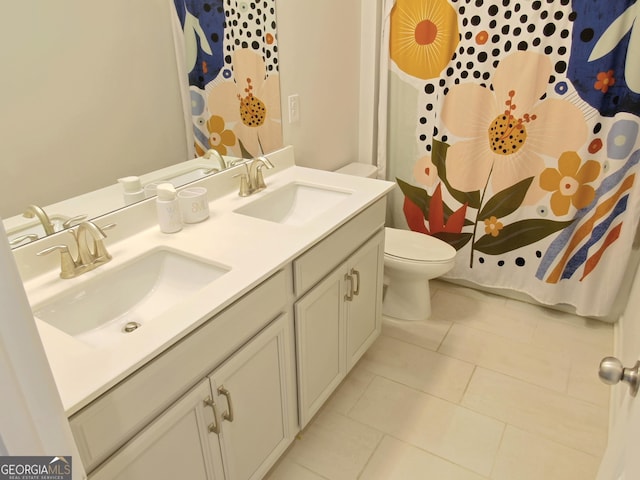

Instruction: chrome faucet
[37,221,115,279]
[203,149,226,173]
[23,204,55,236]
[249,156,274,192]
[75,221,113,265]
[232,156,274,196]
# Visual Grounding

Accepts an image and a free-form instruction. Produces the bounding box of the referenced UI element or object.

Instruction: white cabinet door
[295,268,346,427]
[209,314,295,480]
[90,380,224,480]
[345,232,384,370]
[295,230,385,427]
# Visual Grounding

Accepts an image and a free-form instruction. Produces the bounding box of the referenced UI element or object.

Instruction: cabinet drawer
[70,270,288,473]
[293,198,386,296]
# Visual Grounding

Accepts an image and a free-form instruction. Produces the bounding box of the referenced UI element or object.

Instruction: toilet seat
[384,227,456,263]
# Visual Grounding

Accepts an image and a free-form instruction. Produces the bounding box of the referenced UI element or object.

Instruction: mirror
[1,1,282,248]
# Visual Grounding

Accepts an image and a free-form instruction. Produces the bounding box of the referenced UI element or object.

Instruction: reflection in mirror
[1,1,194,244]
[2,0,283,249]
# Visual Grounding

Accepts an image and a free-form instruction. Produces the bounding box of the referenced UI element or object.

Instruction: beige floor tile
[360,436,487,480]
[285,410,382,480]
[433,279,507,306]
[381,315,452,351]
[360,335,475,403]
[439,323,571,392]
[462,368,608,457]
[432,289,537,343]
[322,362,375,415]
[265,459,327,480]
[531,312,613,356]
[349,376,504,477]
[431,288,502,324]
[567,348,611,408]
[491,425,600,480]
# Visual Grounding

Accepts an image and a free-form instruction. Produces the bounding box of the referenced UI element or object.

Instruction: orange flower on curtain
[441,51,588,204]
[390,0,459,80]
[540,151,601,216]
[207,48,282,157]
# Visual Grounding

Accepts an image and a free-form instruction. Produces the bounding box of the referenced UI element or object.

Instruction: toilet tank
[334,162,378,179]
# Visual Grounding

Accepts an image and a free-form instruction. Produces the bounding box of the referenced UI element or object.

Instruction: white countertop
[18,147,394,415]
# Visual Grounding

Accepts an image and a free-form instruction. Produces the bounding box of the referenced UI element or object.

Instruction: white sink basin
[34,249,230,347]
[234,182,353,226]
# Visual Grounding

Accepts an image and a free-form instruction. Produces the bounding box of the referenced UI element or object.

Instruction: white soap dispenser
[118,176,145,205]
[156,183,182,233]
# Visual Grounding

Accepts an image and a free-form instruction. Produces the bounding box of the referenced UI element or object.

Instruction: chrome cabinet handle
[203,396,221,434]
[217,386,235,422]
[599,356,640,397]
[352,269,360,296]
[344,272,354,301]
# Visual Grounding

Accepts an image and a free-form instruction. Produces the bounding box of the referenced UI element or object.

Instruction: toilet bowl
[382,227,456,320]
[335,162,457,321]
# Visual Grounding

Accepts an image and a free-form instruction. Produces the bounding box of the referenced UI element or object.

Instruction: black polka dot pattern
[418,0,573,153]
[224,0,279,74]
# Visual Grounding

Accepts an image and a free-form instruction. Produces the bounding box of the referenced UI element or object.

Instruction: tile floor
[266,279,614,480]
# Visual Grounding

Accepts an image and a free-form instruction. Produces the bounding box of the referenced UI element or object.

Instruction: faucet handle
[254,166,267,191]
[37,245,80,279]
[62,214,88,229]
[9,234,39,247]
[233,173,252,197]
[94,223,116,262]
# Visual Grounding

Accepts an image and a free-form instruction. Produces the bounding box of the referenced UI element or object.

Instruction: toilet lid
[385,227,456,262]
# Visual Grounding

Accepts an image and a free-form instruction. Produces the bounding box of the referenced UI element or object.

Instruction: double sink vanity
[14,146,394,479]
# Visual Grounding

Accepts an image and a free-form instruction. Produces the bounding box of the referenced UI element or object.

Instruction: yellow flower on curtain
[390,0,459,80]
[441,51,588,204]
[483,216,504,237]
[207,48,282,157]
[206,115,236,156]
[540,151,601,216]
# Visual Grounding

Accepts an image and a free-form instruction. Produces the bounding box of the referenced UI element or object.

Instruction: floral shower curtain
[385,0,640,317]
[173,0,282,159]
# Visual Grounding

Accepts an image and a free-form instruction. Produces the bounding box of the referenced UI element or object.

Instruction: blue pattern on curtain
[173,0,282,158]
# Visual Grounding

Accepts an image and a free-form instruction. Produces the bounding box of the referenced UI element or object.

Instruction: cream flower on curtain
[207,48,282,157]
[413,155,438,186]
[441,51,588,203]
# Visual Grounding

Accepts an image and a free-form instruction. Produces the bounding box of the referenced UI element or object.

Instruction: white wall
[276,0,382,172]
[0,222,85,478]
[0,1,190,219]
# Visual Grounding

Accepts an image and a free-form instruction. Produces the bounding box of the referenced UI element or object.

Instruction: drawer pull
[344,273,354,301]
[218,386,235,422]
[203,396,221,434]
[352,269,360,296]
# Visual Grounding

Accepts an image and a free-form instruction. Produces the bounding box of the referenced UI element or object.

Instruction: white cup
[144,182,160,198]
[178,187,209,223]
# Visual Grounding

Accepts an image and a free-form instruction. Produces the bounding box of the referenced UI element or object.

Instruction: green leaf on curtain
[432,231,473,251]
[397,178,431,213]
[431,140,481,209]
[238,139,254,159]
[478,177,534,221]
[473,219,574,255]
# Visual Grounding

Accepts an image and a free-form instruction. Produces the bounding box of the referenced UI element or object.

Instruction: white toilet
[335,163,457,321]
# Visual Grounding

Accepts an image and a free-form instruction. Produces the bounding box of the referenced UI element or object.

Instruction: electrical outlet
[288,94,300,123]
